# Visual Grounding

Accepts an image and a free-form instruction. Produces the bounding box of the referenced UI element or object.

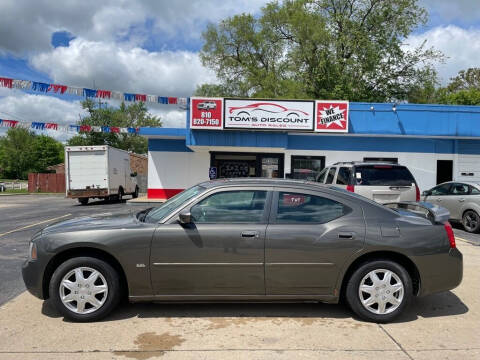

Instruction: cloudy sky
[0,0,479,138]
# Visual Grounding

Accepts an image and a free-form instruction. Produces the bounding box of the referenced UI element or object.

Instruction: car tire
[78,198,89,205]
[345,260,412,323]
[117,188,124,202]
[49,257,121,322]
[462,210,480,233]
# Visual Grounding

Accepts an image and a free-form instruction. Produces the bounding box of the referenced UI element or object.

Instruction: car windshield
[143,185,206,223]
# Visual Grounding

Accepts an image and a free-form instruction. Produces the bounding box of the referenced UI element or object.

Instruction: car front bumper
[22,259,46,300]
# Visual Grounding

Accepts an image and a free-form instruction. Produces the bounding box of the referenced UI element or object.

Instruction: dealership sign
[190,97,348,133]
[224,99,315,131]
[190,97,224,129]
[315,100,349,132]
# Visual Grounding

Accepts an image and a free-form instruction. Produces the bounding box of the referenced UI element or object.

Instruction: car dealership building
[140,98,480,199]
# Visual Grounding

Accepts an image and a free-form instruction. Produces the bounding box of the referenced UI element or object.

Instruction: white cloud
[30,38,216,97]
[0,89,88,141]
[0,0,268,56]
[406,25,480,84]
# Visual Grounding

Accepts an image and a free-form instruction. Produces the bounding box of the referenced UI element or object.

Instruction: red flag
[0,77,13,88]
[96,90,111,98]
[110,127,120,133]
[2,120,18,127]
[45,123,58,130]
[168,97,178,104]
[135,94,147,102]
[48,84,67,94]
[79,125,92,132]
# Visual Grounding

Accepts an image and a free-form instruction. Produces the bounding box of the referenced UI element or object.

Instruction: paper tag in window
[356,172,362,179]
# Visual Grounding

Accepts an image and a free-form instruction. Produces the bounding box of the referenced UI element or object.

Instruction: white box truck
[65,145,139,205]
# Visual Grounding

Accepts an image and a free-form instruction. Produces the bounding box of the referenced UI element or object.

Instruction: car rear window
[353,165,415,186]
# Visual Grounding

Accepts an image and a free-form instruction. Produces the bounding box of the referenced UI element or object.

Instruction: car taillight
[415,185,420,202]
[444,222,456,248]
[346,185,355,192]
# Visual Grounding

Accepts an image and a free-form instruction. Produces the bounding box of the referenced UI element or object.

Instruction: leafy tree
[409,68,480,105]
[0,128,64,179]
[67,100,162,154]
[197,0,442,102]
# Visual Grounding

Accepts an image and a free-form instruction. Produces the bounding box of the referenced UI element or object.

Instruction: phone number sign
[190,97,223,129]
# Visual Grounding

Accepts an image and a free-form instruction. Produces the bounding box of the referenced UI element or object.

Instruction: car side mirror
[130,172,137,177]
[179,211,192,224]
[422,190,431,196]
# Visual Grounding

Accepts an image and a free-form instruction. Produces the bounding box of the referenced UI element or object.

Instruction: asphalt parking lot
[0,194,479,359]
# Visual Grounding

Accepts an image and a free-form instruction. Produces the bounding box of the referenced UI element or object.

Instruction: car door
[150,187,271,296]
[424,183,452,206]
[265,187,365,296]
[443,183,470,220]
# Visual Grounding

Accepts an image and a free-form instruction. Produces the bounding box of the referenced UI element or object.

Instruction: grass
[1,189,29,194]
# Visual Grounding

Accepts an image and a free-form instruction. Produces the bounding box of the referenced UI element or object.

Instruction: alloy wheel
[358,269,404,315]
[59,267,108,314]
[463,211,479,232]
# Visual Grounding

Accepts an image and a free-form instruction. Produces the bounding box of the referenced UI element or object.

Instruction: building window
[290,156,325,181]
[363,157,398,164]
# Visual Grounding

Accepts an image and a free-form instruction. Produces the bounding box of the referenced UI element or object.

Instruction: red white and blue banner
[0,118,139,134]
[0,76,188,106]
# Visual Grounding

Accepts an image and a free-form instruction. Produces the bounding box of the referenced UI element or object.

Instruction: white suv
[316,162,420,203]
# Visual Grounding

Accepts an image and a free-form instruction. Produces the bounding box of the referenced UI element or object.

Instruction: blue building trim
[188,130,288,148]
[287,135,457,154]
[148,139,192,152]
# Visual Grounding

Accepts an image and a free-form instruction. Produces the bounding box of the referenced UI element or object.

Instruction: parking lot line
[0,214,72,238]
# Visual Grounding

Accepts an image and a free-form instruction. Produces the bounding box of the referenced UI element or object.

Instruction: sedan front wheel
[346,260,412,323]
[49,257,120,322]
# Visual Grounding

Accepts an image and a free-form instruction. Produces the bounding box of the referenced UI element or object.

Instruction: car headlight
[28,242,37,261]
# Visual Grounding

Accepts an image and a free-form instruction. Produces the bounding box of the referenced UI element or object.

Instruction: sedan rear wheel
[346,260,412,323]
[462,210,480,233]
[49,257,120,322]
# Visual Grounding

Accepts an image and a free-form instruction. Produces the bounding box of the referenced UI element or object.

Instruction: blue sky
[0,0,480,134]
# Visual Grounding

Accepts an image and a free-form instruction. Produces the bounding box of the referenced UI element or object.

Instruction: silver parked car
[422,181,480,232]
[316,162,420,204]
[23,179,462,323]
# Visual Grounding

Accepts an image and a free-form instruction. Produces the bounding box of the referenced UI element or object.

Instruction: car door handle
[437,199,442,202]
[241,231,259,238]
[459,198,465,202]
[338,232,355,239]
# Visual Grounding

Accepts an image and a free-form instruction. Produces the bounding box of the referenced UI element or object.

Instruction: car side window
[470,186,480,195]
[430,183,451,196]
[275,192,350,224]
[190,190,267,223]
[336,167,351,185]
[316,168,328,183]
[451,183,469,195]
[325,167,337,184]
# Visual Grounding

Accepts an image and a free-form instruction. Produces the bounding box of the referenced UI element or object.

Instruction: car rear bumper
[417,247,463,297]
[22,259,46,300]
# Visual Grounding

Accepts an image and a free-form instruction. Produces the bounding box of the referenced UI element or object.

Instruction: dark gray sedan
[22,179,462,323]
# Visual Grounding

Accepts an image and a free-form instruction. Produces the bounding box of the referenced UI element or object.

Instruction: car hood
[41,213,139,235]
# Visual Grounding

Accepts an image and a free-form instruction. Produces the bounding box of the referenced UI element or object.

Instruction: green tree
[410,68,480,105]
[197,0,443,102]
[0,128,64,179]
[67,100,162,154]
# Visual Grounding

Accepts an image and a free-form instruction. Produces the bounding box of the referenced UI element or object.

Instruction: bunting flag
[0,118,140,134]
[0,76,189,107]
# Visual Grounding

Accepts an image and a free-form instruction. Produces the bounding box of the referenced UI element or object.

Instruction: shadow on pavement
[41,290,468,324]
